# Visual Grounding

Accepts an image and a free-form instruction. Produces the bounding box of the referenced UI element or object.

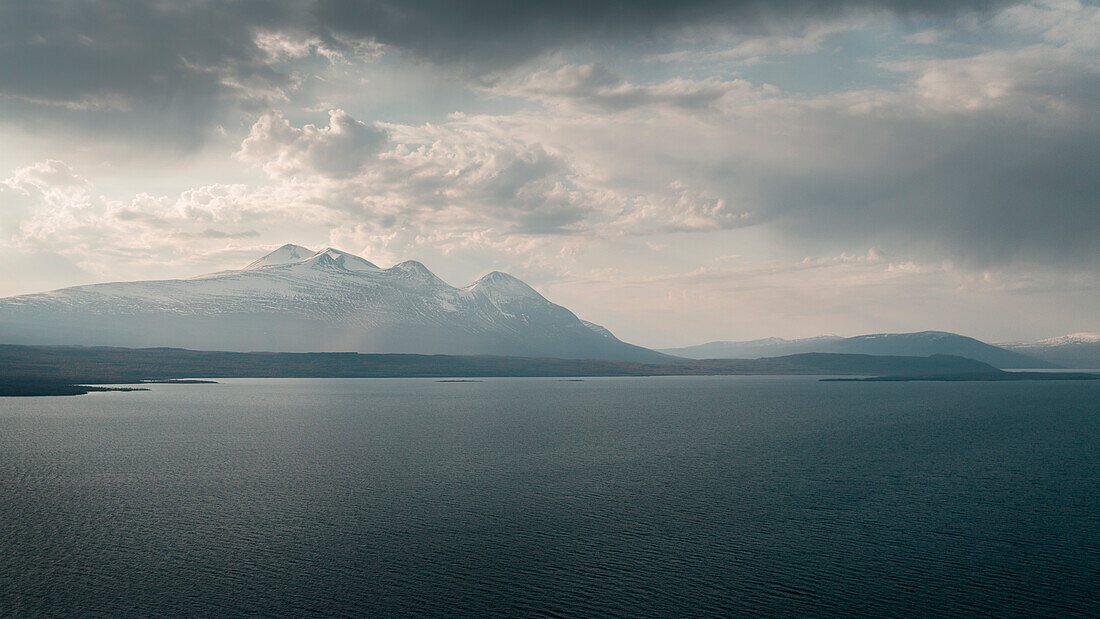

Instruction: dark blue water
[1,377,1098,617]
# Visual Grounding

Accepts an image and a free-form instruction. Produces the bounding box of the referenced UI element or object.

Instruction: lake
[1,376,1097,616]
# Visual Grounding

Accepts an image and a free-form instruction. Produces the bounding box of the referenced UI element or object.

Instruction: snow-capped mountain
[0,244,667,361]
[1033,332,1100,346]
[1000,333,1100,369]
[661,331,1055,369]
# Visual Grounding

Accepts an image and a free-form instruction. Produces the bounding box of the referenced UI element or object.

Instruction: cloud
[294,111,611,234]
[0,0,1017,148]
[2,160,94,242]
[3,160,88,196]
[226,20,1100,268]
[0,3,280,145]
[236,109,388,178]
[0,2,382,148]
[374,132,584,232]
[0,158,321,283]
[646,16,879,65]
[627,182,756,232]
[997,0,1100,49]
[468,3,1100,267]
[315,0,1014,71]
[491,64,761,114]
[884,45,1100,115]
[252,29,382,65]
[172,229,261,240]
[232,109,769,236]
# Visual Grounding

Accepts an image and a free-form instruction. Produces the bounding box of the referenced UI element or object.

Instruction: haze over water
[2,377,1098,616]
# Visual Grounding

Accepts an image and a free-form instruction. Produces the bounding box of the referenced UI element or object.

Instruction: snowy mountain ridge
[1034,332,1100,346]
[999,332,1100,369]
[0,244,666,361]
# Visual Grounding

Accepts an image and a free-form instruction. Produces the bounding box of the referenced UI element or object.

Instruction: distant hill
[0,345,1002,385]
[13,345,1098,397]
[0,244,667,363]
[661,336,846,360]
[1001,333,1100,369]
[661,331,1055,369]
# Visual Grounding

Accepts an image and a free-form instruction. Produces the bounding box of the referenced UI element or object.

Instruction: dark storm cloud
[0,1,282,103]
[885,125,1100,266]
[0,1,311,146]
[0,0,1014,133]
[314,0,1015,70]
[762,122,1100,268]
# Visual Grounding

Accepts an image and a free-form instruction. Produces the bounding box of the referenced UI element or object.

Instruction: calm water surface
[1,376,1098,617]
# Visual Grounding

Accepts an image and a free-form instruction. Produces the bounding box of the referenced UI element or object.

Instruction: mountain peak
[245,244,314,269]
[469,271,542,299]
[386,260,446,285]
[390,260,431,273]
[304,251,341,269]
[244,244,382,274]
[312,248,379,272]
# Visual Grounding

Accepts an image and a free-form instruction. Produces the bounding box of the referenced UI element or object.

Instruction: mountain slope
[1001,333,1100,368]
[662,331,1055,369]
[0,244,667,362]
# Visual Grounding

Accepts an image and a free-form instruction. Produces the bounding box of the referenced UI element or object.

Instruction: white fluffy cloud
[231,108,773,237]
[0,158,322,282]
[237,109,388,178]
[883,45,1100,115]
[2,160,89,202]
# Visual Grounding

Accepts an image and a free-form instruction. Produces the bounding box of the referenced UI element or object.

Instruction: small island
[0,380,151,397]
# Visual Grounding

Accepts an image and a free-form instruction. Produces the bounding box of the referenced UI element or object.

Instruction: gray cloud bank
[315,0,1012,68]
[0,1,1014,140]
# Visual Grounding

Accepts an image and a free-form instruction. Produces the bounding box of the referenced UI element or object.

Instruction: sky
[1,0,1097,348]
